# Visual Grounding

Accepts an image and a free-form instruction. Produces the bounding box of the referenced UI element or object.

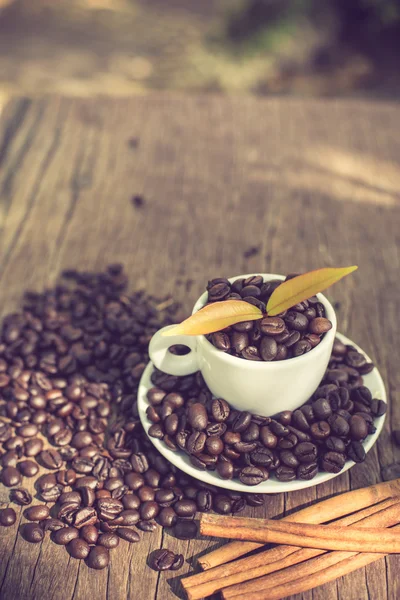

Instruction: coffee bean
[214,495,232,515]
[292,410,310,432]
[260,317,285,336]
[73,507,97,528]
[17,423,38,438]
[87,546,110,570]
[53,527,79,545]
[246,493,264,507]
[18,460,39,478]
[1,466,22,487]
[347,441,366,463]
[328,414,350,436]
[211,398,230,423]
[117,527,140,542]
[11,487,32,505]
[260,426,278,448]
[232,412,252,433]
[297,462,318,480]
[188,403,208,431]
[149,549,176,571]
[294,442,318,464]
[140,501,159,521]
[80,524,99,545]
[187,431,207,455]
[137,520,158,532]
[241,346,262,361]
[211,332,231,351]
[68,538,90,559]
[40,518,65,532]
[349,415,368,441]
[370,399,387,417]
[292,340,312,356]
[98,532,120,549]
[0,507,16,527]
[216,459,234,480]
[312,398,332,420]
[321,451,346,473]
[260,337,278,361]
[284,311,309,332]
[174,499,197,519]
[22,522,44,542]
[25,505,50,522]
[39,449,62,470]
[239,466,264,486]
[174,519,198,540]
[310,421,331,440]
[275,466,296,482]
[309,318,332,335]
[158,507,177,527]
[41,484,64,503]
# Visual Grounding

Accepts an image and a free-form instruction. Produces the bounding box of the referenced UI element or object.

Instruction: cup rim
[192,273,337,369]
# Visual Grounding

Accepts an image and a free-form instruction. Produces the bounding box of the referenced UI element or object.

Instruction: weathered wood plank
[0,94,399,600]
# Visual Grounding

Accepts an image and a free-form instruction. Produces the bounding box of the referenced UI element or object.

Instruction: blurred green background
[0,0,399,101]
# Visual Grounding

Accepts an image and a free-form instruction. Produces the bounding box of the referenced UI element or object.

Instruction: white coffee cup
[149,274,337,416]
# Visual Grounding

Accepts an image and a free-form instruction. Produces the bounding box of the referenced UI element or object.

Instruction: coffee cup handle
[148,325,200,376]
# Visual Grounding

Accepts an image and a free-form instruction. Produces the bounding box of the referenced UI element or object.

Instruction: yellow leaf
[267,266,358,316]
[162,300,263,336]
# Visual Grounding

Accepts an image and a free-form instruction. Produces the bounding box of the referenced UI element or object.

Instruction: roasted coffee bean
[325,436,346,453]
[174,519,198,540]
[1,466,22,487]
[292,410,310,432]
[278,432,298,449]
[370,399,387,417]
[147,388,166,406]
[41,484,64,502]
[116,527,140,543]
[188,403,208,431]
[280,450,300,469]
[25,505,50,522]
[148,424,164,439]
[246,493,264,507]
[158,507,177,527]
[309,318,332,335]
[347,441,366,463]
[18,460,39,478]
[39,449,62,470]
[73,507,97,528]
[312,398,332,421]
[294,442,318,463]
[284,311,309,332]
[137,520,158,532]
[53,527,79,545]
[346,351,366,369]
[22,522,44,542]
[232,412,252,433]
[149,549,176,571]
[214,495,232,515]
[174,499,197,519]
[239,466,264,486]
[275,466,296,482]
[0,507,17,527]
[87,546,110,570]
[204,436,223,456]
[250,447,273,467]
[260,317,285,336]
[241,346,262,361]
[269,420,289,437]
[140,501,159,521]
[216,459,234,480]
[297,462,318,480]
[211,398,230,423]
[328,414,350,436]
[260,336,278,361]
[130,453,149,474]
[80,524,99,545]
[211,332,231,351]
[310,421,330,440]
[11,487,32,505]
[187,431,207,455]
[68,538,90,559]
[260,426,278,448]
[98,532,120,549]
[349,415,368,441]
[39,518,64,532]
[321,451,346,473]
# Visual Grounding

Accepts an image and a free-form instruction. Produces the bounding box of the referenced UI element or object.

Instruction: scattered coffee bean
[10,487,32,506]
[68,538,90,559]
[22,522,44,542]
[53,527,79,545]
[0,507,17,527]
[117,527,140,543]
[149,549,176,571]
[98,532,120,549]
[87,546,110,570]
[25,505,50,522]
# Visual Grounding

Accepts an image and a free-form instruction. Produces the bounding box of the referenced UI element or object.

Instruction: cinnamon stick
[231,518,400,600]
[197,478,400,570]
[222,501,400,599]
[200,512,400,553]
[182,498,399,600]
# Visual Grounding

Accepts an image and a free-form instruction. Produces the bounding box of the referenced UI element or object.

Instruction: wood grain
[0,94,399,600]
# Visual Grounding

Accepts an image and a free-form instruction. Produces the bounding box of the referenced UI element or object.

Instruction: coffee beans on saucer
[206,275,333,361]
[148,341,384,485]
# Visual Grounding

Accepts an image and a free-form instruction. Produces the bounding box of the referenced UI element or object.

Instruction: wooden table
[0,95,399,600]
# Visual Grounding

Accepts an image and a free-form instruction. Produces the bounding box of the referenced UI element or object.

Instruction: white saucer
[137,332,387,493]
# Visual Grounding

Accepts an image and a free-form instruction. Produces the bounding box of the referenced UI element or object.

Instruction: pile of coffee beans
[0,266,264,570]
[206,275,333,360]
[149,337,385,484]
